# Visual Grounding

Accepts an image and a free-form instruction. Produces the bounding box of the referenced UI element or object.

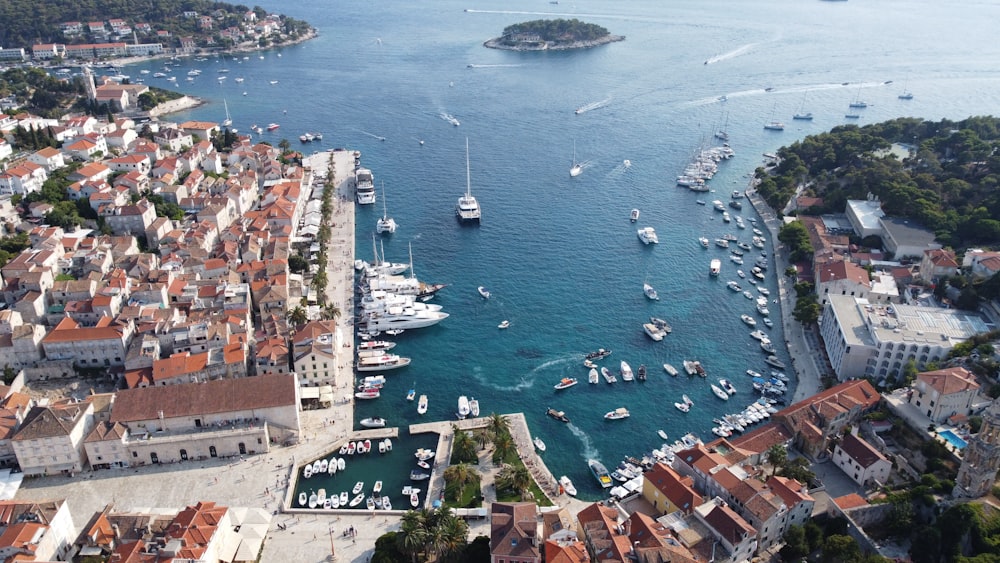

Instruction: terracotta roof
[545,539,588,563]
[12,403,88,441]
[85,420,128,443]
[833,493,869,511]
[729,422,793,455]
[837,433,888,469]
[924,248,958,268]
[766,475,814,507]
[702,503,755,545]
[490,502,538,559]
[817,260,871,287]
[916,367,979,396]
[43,315,125,343]
[110,374,295,422]
[644,463,702,513]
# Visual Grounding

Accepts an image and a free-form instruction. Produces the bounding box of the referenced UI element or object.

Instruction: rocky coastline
[483,34,624,51]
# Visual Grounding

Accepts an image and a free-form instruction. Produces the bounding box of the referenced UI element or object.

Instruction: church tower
[955,400,1000,497]
[82,65,97,102]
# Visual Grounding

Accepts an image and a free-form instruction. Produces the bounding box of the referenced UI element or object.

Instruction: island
[483,19,624,51]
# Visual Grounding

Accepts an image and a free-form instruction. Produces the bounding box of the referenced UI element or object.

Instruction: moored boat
[600,367,617,384]
[586,349,612,360]
[630,208,640,223]
[559,475,577,496]
[554,377,578,390]
[588,368,599,384]
[534,437,546,452]
[663,363,679,377]
[360,417,386,428]
[477,286,491,299]
[643,283,660,301]
[588,459,613,488]
[456,396,471,419]
[711,384,730,400]
[637,227,659,245]
[620,361,634,382]
[604,407,630,420]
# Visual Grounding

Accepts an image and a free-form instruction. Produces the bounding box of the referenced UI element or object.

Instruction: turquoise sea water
[142,0,1000,498]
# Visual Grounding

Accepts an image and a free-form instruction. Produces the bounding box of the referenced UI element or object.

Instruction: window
[132,451,138,458]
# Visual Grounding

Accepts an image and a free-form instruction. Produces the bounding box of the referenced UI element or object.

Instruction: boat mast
[465,137,472,198]
[371,233,379,266]
[381,180,388,219]
[408,242,415,280]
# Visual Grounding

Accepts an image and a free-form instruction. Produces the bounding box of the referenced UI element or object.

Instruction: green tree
[450,427,478,464]
[372,531,407,563]
[793,293,822,325]
[321,304,341,320]
[287,306,308,326]
[822,534,860,563]
[485,413,511,443]
[460,536,491,563]
[442,463,476,502]
[491,431,517,465]
[909,525,941,563]
[288,254,308,273]
[496,464,532,498]
[767,444,787,477]
[397,510,428,563]
[780,525,810,561]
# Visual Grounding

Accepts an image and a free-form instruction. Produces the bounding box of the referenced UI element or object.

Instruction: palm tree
[442,463,475,501]
[473,428,491,451]
[451,426,477,464]
[287,305,308,326]
[436,511,470,561]
[397,510,428,563]
[492,431,517,466]
[496,464,532,497]
[321,304,341,320]
[486,412,511,443]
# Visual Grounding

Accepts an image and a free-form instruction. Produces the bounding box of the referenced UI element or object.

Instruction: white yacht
[355,167,376,205]
[359,306,449,332]
[637,227,659,245]
[456,396,471,419]
[357,354,412,371]
[456,138,481,222]
[376,182,397,234]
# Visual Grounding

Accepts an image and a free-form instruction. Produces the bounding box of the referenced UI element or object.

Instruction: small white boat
[331,496,340,509]
[620,361,634,382]
[711,384,730,400]
[675,401,690,413]
[637,227,659,244]
[604,407,630,420]
[570,141,583,177]
[417,460,431,470]
[298,492,307,506]
[559,475,577,497]
[457,396,471,419]
[588,368,599,384]
[407,388,416,401]
[328,459,337,475]
[630,208,640,222]
[699,237,710,248]
[470,397,480,417]
[308,492,318,508]
[415,448,436,461]
[658,429,669,440]
[554,377,578,390]
[366,497,376,511]
[384,438,393,452]
[410,491,420,507]
[360,417,386,428]
[601,367,617,383]
[417,394,428,414]
[319,459,328,473]
[303,465,313,479]
[338,458,346,471]
[741,314,757,327]
[353,481,364,495]
[498,320,510,329]
[477,286,491,299]
[379,440,387,454]
[350,493,365,507]
[534,437,546,451]
[663,363,679,377]
[340,491,349,506]
[643,283,659,300]
[373,481,383,494]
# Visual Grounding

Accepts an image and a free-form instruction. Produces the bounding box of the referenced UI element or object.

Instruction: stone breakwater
[483,35,625,51]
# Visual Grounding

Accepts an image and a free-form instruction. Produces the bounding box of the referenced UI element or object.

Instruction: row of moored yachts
[677,144,735,191]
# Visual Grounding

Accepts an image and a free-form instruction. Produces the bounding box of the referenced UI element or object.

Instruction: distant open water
[141,0,1000,498]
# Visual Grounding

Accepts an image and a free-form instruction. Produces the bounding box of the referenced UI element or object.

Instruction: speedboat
[741,314,757,327]
[477,286,491,299]
[737,269,746,278]
[379,440,387,454]
[586,349,612,360]
[340,491,349,505]
[643,283,659,300]
[406,388,416,401]
[604,407,630,420]
[658,429,669,440]
[720,378,737,394]
[699,237,710,248]
[470,397,480,417]
[359,340,396,353]
[630,209,640,223]
[410,491,420,507]
[600,367,617,384]
[360,417,386,428]
[546,407,570,422]
[347,442,357,455]
[727,281,742,292]
[417,394,428,414]
[637,364,647,381]
[643,323,665,342]
[763,318,774,328]
[353,481,364,495]
[410,470,430,481]
[663,363,679,377]
[588,459,613,488]
[303,465,313,479]
[383,439,393,452]
[534,437,546,452]
[559,475,577,496]
[675,401,690,413]
[765,355,786,369]
[710,259,721,276]
[373,481,383,494]
[761,340,776,354]
[415,448,436,461]
[570,141,583,177]
[416,460,430,470]
[588,368,599,384]
[620,361,634,382]
[355,389,381,401]
[554,377,578,390]
[357,354,411,372]
[650,318,672,335]
[456,396,471,419]
[498,320,510,329]
[366,497,376,511]
[637,227,659,244]
[711,384,730,400]
[350,494,365,507]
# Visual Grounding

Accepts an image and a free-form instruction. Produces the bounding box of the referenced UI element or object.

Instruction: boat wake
[439,112,461,127]
[466,63,523,69]
[574,97,611,115]
[485,356,574,392]
[566,423,600,461]
[704,42,759,65]
[360,130,387,141]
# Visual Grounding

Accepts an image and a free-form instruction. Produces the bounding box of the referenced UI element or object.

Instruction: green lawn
[444,475,482,509]
[494,456,554,507]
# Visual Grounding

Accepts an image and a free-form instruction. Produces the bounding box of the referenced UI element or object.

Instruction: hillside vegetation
[0,0,310,48]
[755,116,1000,249]
[501,19,610,42]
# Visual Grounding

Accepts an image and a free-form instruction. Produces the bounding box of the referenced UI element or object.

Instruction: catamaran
[456,138,481,222]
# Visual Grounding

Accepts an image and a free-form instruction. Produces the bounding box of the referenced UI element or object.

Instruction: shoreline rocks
[483,34,624,51]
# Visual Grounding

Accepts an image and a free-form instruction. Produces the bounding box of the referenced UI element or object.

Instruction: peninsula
[484,18,624,51]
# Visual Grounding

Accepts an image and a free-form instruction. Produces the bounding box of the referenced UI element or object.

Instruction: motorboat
[456,396,471,419]
[350,493,365,507]
[744,290,754,300]
[763,318,774,328]
[758,286,771,296]
[722,212,731,223]
[750,329,767,341]
[417,394,428,414]
[588,459,613,488]
[741,314,757,327]
[477,286,491,299]
[765,355,787,369]
[637,364,647,381]
[534,437,547,452]
[716,239,730,249]
[410,470,431,481]
[658,429,669,440]
[308,492,318,508]
[682,394,694,407]
[328,459,337,475]
[406,388,416,401]
[410,491,420,507]
[360,417,387,428]
[720,378,737,394]
[643,323,665,342]
[546,407,570,422]
[663,363,679,377]
[415,448,436,461]
[340,491,348,505]
[559,475,577,496]
[710,259,721,276]
[713,200,726,212]
[329,496,339,509]
[586,349,612,360]
[357,354,411,372]
[379,440,387,454]
[761,340,776,354]
[373,481,383,494]
[498,320,510,329]
[267,123,280,131]
[675,401,690,413]
[355,167,376,204]
[346,442,357,456]
[600,367,617,384]
[319,459,329,473]
[604,407,630,420]
[554,377,578,390]
[456,138,482,222]
[747,369,764,379]
[711,384,730,400]
[298,492,308,506]
[727,280,742,292]
[359,340,396,353]
[643,283,660,300]
[570,141,583,177]
[699,237,710,248]
[353,481,364,495]
[415,460,430,470]
[383,439,393,452]
[303,464,313,479]
[737,269,746,278]
[366,497,376,511]
[470,398,480,417]
[683,360,697,376]
[588,368,599,384]
[650,317,672,334]
[637,227,659,245]
[339,444,349,455]
[620,361,634,382]
[630,209,640,223]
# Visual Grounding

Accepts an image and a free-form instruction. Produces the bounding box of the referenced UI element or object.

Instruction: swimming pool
[939,429,968,450]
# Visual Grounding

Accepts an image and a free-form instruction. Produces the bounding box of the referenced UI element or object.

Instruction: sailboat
[898,79,913,100]
[792,95,813,120]
[570,141,583,177]
[714,112,730,141]
[376,182,397,234]
[763,105,785,131]
[222,99,232,127]
[455,138,481,223]
[849,85,868,108]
